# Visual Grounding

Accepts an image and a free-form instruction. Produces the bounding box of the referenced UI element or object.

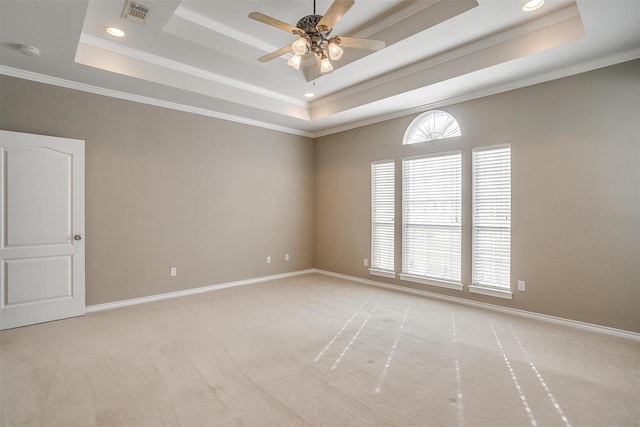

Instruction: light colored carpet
[1,273,638,426]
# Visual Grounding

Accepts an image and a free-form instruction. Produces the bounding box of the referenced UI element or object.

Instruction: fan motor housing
[296,14,331,37]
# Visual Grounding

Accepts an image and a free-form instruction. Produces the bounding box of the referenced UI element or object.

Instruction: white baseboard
[86,268,639,342]
[311,269,640,342]
[86,269,316,313]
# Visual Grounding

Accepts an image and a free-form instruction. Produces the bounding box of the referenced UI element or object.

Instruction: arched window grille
[403,110,461,145]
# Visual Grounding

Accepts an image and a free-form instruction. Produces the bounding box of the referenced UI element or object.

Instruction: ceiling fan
[248,0,385,74]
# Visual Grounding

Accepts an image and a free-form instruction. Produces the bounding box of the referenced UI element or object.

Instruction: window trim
[469,285,513,300]
[399,274,464,291]
[370,269,396,279]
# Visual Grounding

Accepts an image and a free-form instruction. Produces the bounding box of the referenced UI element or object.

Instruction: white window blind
[371,161,395,274]
[473,145,511,290]
[402,151,462,283]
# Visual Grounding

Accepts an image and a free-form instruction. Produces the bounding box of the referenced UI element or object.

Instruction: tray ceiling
[1,0,639,137]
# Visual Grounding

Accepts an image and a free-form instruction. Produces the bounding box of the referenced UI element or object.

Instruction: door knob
[74,234,84,241]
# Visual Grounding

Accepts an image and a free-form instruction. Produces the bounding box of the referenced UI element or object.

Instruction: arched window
[403,110,461,145]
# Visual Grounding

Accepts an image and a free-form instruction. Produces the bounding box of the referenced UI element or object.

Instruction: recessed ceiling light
[105,26,125,37]
[304,92,315,98]
[522,0,544,11]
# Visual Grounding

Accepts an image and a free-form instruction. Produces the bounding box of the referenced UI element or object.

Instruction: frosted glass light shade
[287,54,302,70]
[328,43,343,60]
[320,56,333,73]
[292,37,308,55]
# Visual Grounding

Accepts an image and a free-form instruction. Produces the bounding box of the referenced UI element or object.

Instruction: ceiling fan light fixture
[522,0,544,11]
[327,42,343,61]
[320,55,333,74]
[292,37,308,56]
[287,54,302,70]
[249,0,384,73]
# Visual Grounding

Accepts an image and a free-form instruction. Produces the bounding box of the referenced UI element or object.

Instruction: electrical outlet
[285,253,290,261]
[267,256,271,264]
[170,267,177,277]
[364,258,368,267]
[518,280,525,291]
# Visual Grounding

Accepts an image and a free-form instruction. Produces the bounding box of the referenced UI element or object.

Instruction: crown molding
[79,33,307,108]
[173,5,281,55]
[3,47,637,140]
[312,47,640,138]
[311,5,581,110]
[351,0,440,39]
[0,66,314,138]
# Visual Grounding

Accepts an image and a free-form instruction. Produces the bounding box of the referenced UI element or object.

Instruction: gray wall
[0,76,315,305]
[315,60,640,332]
[1,60,638,332]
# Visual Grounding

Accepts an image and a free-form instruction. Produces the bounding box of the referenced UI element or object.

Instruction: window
[471,145,512,299]
[370,160,395,278]
[401,151,462,290]
[403,110,461,145]
[369,111,510,299]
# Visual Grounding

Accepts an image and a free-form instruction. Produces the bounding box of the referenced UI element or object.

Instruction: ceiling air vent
[122,1,149,24]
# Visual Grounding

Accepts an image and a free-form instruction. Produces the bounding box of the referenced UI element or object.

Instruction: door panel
[0,130,85,330]
[5,256,72,305]
[6,147,72,246]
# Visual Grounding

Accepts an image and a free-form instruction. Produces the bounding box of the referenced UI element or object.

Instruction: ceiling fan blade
[317,0,355,32]
[249,11,299,34]
[336,36,385,51]
[258,45,293,62]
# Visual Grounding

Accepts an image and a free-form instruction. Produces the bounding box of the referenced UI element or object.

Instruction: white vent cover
[122,1,149,24]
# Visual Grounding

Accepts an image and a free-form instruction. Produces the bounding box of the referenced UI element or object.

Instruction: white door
[0,130,85,330]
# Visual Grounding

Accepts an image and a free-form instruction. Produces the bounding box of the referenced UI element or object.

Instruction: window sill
[399,274,463,291]
[469,285,513,300]
[369,269,396,279]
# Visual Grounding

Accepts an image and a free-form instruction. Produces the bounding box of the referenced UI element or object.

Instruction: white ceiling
[1,0,639,137]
